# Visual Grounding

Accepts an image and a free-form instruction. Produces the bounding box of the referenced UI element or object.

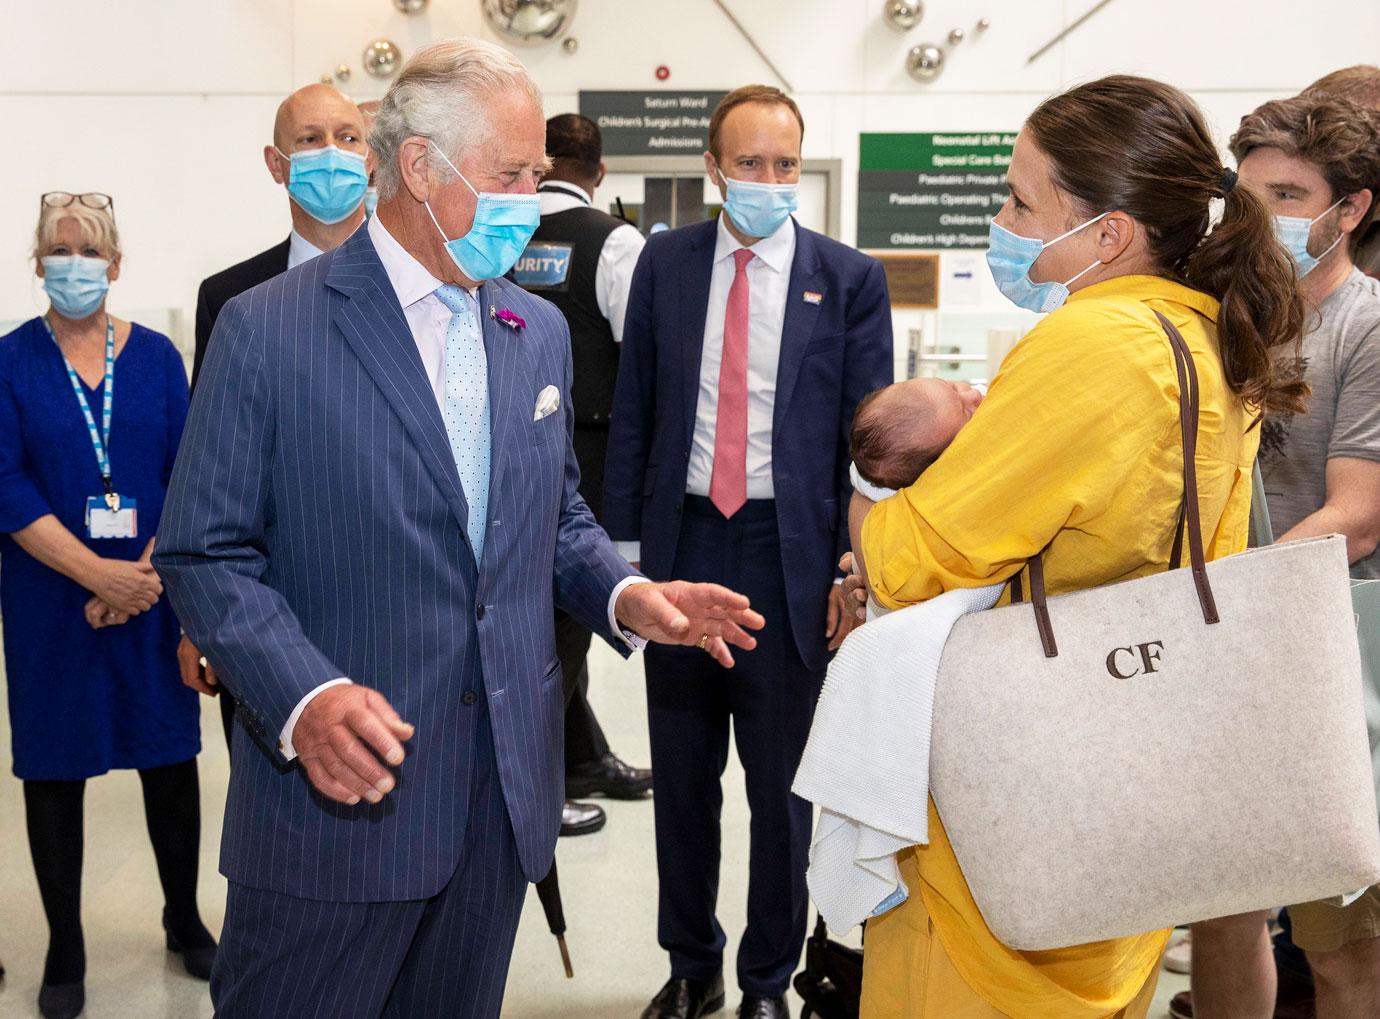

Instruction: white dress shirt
[537,181,646,343]
[687,213,795,499]
[616,214,796,565]
[287,229,325,270]
[367,211,458,406]
[280,213,645,759]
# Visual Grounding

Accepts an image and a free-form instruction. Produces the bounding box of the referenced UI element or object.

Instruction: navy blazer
[155,225,636,901]
[603,219,893,672]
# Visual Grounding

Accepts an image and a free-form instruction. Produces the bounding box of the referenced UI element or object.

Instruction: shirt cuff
[279,677,353,761]
[608,574,652,652]
[850,463,900,503]
[614,540,641,562]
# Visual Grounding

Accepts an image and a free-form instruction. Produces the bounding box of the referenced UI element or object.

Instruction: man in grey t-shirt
[1185,90,1380,1019]
[1258,267,1380,578]
[1232,93,1380,587]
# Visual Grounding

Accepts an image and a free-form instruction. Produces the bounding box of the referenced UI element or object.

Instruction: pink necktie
[711,248,754,518]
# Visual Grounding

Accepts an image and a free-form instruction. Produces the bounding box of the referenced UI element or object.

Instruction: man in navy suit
[604,86,894,1019]
[154,39,762,1019]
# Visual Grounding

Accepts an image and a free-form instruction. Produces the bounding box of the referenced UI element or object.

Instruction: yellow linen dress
[859,275,1260,1018]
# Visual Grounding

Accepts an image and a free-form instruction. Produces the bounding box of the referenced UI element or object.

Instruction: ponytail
[1183,177,1308,415]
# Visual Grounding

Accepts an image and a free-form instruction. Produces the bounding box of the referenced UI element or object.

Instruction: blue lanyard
[44,315,117,508]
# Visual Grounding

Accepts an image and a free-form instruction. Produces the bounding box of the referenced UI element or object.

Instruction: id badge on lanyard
[45,316,137,539]
[86,495,137,538]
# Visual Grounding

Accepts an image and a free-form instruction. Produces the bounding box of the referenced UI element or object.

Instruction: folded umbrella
[535,859,573,978]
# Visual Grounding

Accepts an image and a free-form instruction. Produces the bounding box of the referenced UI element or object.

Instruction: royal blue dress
[0,317,200,780]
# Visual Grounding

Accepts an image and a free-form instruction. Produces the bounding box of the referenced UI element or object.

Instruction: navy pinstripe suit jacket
[155,225,636,902]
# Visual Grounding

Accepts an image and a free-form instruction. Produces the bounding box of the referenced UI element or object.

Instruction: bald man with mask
[191,84,369,389]
[186,83,370,748]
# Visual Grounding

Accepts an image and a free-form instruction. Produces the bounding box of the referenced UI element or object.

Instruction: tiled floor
[0,638,1188,1017]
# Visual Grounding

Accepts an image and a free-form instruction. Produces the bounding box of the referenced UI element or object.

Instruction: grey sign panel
[857,133,1015,250]
[857,171,1008,249]
[579,91,729,156]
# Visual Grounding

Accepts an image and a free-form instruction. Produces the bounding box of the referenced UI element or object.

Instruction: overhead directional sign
[579,91,729,156]
[857,132,1016,250]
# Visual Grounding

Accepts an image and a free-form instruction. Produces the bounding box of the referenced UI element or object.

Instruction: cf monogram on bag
[929,312,1380,951]
[1105,641,1165,679]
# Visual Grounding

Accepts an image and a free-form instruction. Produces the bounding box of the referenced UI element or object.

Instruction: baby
[850,378,984,492]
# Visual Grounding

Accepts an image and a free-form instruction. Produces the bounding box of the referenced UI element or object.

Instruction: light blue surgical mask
[424,141,541,281]
[1275,197,1347,277]
[277,145,369,225]
[985,212,1109,313]
[41,255,111,319]
[717,167,798,238]
[363,186,379,218]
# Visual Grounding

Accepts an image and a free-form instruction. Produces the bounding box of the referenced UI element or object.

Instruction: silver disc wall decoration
[480,0,578,46]
[883,0,923,30]
[393,0,429,11]
[906,43,945,81]
[363,39,403,78]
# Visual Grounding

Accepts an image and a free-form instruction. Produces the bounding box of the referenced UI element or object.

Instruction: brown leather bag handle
[1158,311,1219,625]
[1021,311,1220,658]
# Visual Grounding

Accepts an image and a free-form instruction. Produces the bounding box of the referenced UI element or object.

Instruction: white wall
[3,0,1378,352]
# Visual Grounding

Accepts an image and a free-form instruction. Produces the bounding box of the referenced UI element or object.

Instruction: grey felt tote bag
[928,314,1380,951]
[1253,461,1380,833]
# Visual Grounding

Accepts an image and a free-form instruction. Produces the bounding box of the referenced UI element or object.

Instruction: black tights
[23,757,213,986]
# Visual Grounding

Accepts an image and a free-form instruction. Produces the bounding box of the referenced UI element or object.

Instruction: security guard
[514,113,650,835]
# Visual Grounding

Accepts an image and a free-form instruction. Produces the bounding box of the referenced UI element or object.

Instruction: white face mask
[986,212,1109,314]
[1274,196,1348,277]
[715,166,799,238]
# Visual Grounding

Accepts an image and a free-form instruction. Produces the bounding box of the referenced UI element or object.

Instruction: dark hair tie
[1219,167,1238,196]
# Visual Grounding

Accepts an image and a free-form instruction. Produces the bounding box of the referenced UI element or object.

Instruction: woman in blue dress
[0,194,216,1019]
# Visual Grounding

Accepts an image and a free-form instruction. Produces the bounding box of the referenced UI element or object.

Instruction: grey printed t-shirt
[1259,268,1380,578]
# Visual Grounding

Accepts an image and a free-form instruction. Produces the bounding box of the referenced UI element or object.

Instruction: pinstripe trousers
[210,708,527,1018]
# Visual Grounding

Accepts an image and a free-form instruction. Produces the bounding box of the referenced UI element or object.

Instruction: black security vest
[513,202,625,425]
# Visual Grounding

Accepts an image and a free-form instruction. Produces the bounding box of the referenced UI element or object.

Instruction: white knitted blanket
[793,582,1003,934]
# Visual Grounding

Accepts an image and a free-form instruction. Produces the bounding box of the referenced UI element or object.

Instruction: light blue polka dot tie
[433,284,491,562]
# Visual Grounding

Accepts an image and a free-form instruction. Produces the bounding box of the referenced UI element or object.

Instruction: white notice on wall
[942,253,983,307]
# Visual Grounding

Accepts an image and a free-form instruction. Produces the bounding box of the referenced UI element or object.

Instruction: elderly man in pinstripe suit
[154,39,763,1018]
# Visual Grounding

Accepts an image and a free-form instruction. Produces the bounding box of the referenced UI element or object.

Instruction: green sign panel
[857,132,1016,249]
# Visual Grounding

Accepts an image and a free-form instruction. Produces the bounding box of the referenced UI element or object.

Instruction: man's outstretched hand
[615,580,765,667]
[294,685,415,806]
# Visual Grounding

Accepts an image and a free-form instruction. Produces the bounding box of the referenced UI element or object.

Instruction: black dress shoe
[566,752,654,800]
[737,995,789,1019]
[163,909,218,980]
[558,799,607,836]
[166,929,218,980]
[641,974,725,1019]
[38,981,85,1019]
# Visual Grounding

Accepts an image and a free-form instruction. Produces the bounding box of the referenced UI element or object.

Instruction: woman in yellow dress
[853,76,1309,1018]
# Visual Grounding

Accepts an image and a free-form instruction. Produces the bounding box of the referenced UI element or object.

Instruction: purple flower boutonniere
[492,307,526,331]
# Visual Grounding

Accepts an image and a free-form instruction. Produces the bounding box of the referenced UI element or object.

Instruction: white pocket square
[534,385,561,421]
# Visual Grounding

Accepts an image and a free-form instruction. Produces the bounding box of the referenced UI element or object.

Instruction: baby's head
[850,378,983,490]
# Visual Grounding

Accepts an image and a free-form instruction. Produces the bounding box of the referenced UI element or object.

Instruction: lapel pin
[803,291,823,305]
[496,308,526,331]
